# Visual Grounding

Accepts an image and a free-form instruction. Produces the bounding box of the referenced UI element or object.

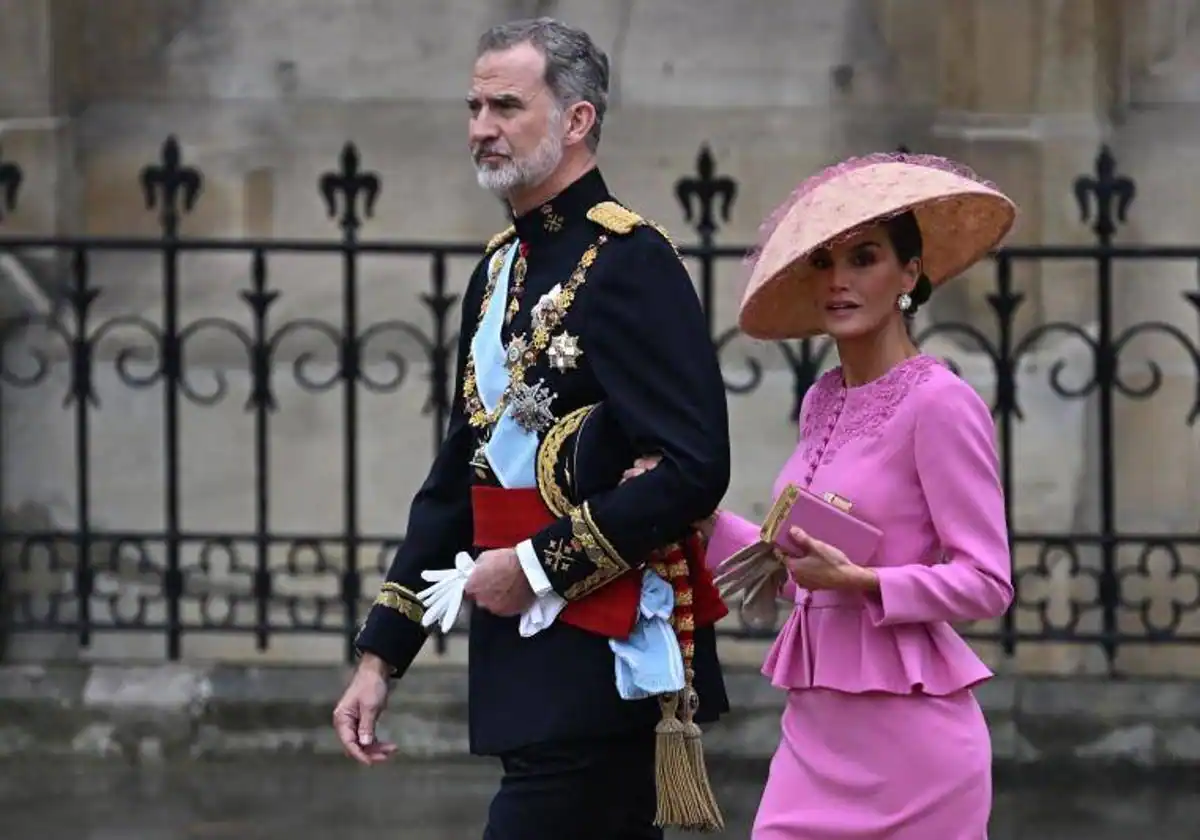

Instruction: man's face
[467,43,565,196]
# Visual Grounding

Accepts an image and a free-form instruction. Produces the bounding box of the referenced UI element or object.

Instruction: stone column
[0,0,79,236]
[1097,0,1200,676]
[0,0,81,661]
[876,0,1123,674]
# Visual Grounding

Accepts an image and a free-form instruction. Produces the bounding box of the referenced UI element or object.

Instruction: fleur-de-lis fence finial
[674,144,738,240]
[139,136,203,237]
[1073,145,1135,245]
[318,143,380,239]
[0,145,24,223]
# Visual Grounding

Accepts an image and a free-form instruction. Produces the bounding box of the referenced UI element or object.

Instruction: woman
[627,153,1017,839]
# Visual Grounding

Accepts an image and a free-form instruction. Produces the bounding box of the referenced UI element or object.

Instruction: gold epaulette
[587,201,682,259]
[587,201,643,235]
[485,225,516,254]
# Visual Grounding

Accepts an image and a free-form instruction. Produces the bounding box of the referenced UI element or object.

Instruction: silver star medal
[505,335,529,368]
[508,378,557,434]
[548,332,583,372]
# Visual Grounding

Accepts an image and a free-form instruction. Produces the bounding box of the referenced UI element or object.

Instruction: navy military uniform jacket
[355,168,731,756]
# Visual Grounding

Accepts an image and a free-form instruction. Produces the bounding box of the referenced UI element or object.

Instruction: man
[333,18,731,840]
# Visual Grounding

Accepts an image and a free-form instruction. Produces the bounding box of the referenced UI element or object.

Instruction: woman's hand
[781,526,879,593]
[621,454,662,483]
[620,454,717,537]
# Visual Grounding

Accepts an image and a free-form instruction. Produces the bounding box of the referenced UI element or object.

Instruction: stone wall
[4,661,1200,773]
[0,0,1199,675]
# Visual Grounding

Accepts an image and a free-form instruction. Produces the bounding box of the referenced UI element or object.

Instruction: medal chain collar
[463,234,609,432]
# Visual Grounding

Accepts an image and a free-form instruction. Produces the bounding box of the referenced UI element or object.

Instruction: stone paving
[1,758,1196,840]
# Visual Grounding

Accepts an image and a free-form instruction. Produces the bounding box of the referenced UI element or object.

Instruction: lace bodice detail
[798,354,943,485]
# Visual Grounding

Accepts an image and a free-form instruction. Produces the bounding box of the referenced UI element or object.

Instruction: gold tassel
[654,692,696,828]
[680,684,725,832]
[650,545,725,832]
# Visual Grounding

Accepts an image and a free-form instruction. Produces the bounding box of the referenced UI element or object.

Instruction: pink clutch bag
[712,483,882,621]
[760,483,882,564]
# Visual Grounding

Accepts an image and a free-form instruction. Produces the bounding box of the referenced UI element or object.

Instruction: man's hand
[464,547,536,616]
[332,654,399,766]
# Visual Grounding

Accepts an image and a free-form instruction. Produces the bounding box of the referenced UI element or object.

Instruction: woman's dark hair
[882,211,932,317]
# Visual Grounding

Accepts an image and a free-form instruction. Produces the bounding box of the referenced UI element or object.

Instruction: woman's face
[807,224,919,341]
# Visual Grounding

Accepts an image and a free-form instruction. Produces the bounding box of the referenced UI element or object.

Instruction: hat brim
[737,164,1017,341]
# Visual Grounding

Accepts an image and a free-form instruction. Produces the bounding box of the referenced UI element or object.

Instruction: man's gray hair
[477,18,610,152]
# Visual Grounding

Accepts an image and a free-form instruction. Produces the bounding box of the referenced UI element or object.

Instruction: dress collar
[511,167,611,246]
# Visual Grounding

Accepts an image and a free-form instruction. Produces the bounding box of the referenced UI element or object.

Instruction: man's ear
[563,101,596,146]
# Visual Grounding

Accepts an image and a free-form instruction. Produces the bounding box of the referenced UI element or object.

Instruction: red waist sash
[470,485,727,640]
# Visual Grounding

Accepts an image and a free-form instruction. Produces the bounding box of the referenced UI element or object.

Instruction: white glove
[417,552,476,635]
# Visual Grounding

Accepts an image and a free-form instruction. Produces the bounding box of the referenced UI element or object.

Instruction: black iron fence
[0,138,1197,674]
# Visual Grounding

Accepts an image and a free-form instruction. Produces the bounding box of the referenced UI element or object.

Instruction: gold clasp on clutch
[821,492,853,513]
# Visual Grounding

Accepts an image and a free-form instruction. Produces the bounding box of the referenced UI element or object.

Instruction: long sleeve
[871,378,1014,626]
[527,228,732,600]
[353,262,485,676]
[704,511,760,570]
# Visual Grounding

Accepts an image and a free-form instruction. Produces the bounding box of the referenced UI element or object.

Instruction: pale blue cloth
[610,569,687,700]
[471,240,540,490]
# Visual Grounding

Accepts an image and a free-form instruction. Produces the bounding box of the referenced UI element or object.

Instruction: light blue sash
[611,569,686,699]
[470,241,538,490]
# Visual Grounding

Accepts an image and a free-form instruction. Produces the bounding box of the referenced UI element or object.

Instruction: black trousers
[482,731,663,840]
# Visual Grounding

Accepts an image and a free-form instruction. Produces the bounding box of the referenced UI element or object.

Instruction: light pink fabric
[705,354,1013,839]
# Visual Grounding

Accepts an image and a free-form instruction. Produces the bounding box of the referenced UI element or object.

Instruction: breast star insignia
[509,378,557,434]
[505,335,529,368]
[547,332,582,372]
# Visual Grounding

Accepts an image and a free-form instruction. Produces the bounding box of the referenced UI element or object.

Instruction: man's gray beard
[474,132,564,198]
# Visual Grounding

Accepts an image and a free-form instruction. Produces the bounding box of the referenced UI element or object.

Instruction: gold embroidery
[372,582,424,623]
[544,538,578,573]
[535,404,595,518]
[486,225,516,254]
[587,201,683,263]
[760,483,800,543]
[564,503,631,600]
[586,201,642,234]
[664,559,688,578]
[541,204,565,232]
[582,502,626,568]
[463,237,609,430]
[505,248,528,324]
[646,219,684,260]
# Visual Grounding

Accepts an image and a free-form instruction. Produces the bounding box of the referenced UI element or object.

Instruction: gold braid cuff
[371,582,425,624]
[562,503,632,600]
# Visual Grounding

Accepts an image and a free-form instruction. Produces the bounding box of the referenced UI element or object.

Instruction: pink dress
[706,355,1013,840]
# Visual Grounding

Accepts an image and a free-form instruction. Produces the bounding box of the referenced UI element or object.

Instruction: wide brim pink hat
[739,153,1018,341]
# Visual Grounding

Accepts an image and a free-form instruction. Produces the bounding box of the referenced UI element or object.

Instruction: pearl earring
[897,292,912,312]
